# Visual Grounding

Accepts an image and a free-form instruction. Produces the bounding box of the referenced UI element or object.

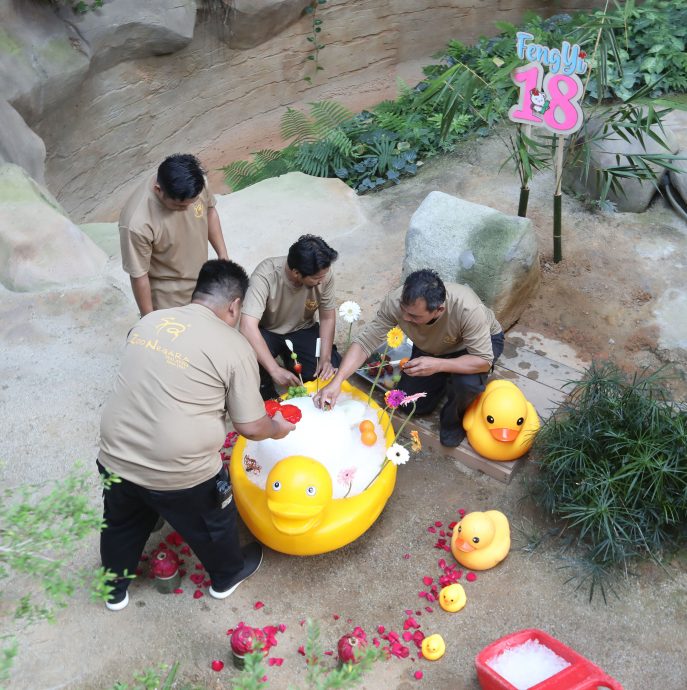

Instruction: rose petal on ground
[333,614,340,620]
[278,623,287,633]
[139,554,149,562]
[165,531,184,546]
[193,590,203,599]
[298,645,306,656]
[458,509,466,517]
[427,526,437,534]
[254,601,265,609]
[422,576,433,586]
[226,628,234,636]
[438,558,447,569]
[414,670,424,680]
[324,651,334,656]
[190,573,204,585]
[211,660,224,672]
[194,563,204,570]
[434,521,442,528]
[425,606,433,613]
[418,590,427,599]
[179,569,186,577]
[180,545,191,555]
[377,625,386,634]
[403,553,411,559]
[173,588,184,594]
[448,521,457,529]
[439,530,446,537]
[373,638,380,647]
[466,572,477,582]
[426,593,435,602]
[403,631,413,641]
[268,658,284,667]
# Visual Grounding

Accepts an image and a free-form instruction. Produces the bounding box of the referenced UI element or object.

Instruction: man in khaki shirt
[119,154,229,315]
[98,260,294,611]
[315,269,505,447]
[240,235,341,400]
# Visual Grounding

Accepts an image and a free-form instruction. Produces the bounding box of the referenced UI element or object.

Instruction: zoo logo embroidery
[305,299,319,311]
[442,334,458,344]
[155,318,190,342]
[193,201,204,218]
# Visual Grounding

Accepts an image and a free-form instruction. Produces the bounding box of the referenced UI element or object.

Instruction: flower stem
[363,459,388,492]
[366,344,389,406]
[384,409,396,437]
[345,322,352,350]
[344,481,352,498]
[392,402,417,445]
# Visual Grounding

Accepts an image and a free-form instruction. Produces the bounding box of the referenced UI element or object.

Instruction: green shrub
[529,361,687,569]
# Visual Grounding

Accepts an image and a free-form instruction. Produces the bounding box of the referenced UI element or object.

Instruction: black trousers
[398,332,505,431]
[259,324,341,399]
[97,462,243,596]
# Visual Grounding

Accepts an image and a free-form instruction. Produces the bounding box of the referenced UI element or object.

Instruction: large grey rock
[0,165,107,291]
[0,100,46,184]
[58,0,196,71]
[402,191,539,330]
[668,159,687,205]
[220,0,312,49]
[563,113,680,213]
[0,0,90,121]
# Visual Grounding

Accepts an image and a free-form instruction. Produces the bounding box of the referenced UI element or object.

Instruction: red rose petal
[179,569,186,577]
[402,631,413,641]
[165,531,184,546]
[373,638,380,647]
[298,645,306,656]
[377,625,385,634]
[333,614,339,620]
[278,623,287,633]
[324,651,334,656]
[422,575,433,586]
[439,530,446,537]
[195,563,204,570]
[254,601,265,609]
[434,521,443,528]
[299,619,305,626]
[414,670,424,680]
[173,588,184,594]
[418,590,427,599]
[426,593,435,602]
[193,590,204,599]
[448,521,457,529]
[190,573,204,585]
[415,610,422,616]
[226,628,234,636]
[427,526,437,534]
[268,658,284,666]
[404,609,414,615]
[458,508,466,516]
[425,606,433,613]
[466,572,477,582]
[211,660,224,672]
[180,545,191,555]
[403,553,411,559]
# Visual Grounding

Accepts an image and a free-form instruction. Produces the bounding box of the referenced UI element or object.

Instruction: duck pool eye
[272,481,281,491]
[486,415,495,424]
[457,526,461,533]
[306,486,317,496]
[517,417,524,425]
[472,536,480,544]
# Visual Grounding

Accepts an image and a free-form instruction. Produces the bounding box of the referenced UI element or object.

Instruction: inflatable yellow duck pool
[230,380,397,555]
[450,510,510,571]
[463,379,540,461]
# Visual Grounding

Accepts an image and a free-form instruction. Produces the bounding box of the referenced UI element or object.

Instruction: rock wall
[1,0,603,221]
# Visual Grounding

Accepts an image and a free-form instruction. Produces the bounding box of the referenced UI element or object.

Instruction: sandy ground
[1,124,686,689]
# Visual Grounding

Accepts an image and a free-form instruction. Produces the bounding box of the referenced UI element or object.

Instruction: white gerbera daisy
[386,443,410,466]
[339,300,362,324]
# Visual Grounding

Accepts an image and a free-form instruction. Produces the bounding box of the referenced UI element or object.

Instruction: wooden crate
[353,342,582,484]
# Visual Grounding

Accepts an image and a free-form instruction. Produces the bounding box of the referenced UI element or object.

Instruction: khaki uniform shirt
[119,174,215,309]
[241,257,337,334]
[99,304,265,490]
[354,284,502,363]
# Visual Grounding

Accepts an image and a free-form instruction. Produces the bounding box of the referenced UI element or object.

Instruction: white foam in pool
[487,639,571,689]
[241,393,390,498]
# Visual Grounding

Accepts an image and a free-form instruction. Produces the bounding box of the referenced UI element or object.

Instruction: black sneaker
[439,425,466,448]
[105,589,129,611]
[208,542,263,600]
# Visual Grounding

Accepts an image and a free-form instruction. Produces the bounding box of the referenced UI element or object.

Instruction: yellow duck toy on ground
[463,379,540,461]
[451,510,510,571]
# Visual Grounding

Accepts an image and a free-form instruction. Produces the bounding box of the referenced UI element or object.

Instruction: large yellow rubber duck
[450,510,510,571]
[463,379,540,461]
[230,380,397,555]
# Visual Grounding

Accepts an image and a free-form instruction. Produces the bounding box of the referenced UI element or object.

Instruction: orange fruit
[399,357,409,369]
[360,430,378,446]
[359,420,375,433]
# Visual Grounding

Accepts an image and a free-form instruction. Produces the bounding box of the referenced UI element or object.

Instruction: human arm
[207,206,228,260]
[234,411,294,441]
[312,342,369,409]
[315,308,337,380]
[130,274,154,317]
[239,314,300,388]
[402,353,491,377]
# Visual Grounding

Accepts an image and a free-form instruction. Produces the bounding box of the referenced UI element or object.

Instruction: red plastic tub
[475,628,623,690]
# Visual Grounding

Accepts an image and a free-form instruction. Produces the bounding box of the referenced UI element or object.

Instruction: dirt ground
[2,118,687,689]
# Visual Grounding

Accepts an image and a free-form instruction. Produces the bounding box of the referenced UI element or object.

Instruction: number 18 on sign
[508,31,588,134]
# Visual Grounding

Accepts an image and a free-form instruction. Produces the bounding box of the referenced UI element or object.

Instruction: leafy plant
[303,0,328,83]
[46,0,104,12]
[0,466,118,684]
[529,361,687,573]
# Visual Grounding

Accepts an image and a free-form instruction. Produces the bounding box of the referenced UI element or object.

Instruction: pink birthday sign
[508,31,588,135]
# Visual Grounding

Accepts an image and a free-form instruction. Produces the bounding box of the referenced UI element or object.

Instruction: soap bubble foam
[241,393,389,498]
[487,638,571,689]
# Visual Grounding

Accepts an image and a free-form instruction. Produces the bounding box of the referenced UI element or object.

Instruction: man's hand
[315,358,337,382]
[401,356,443,377]
[270,411,296,439]
[313,379,343,409]
[270,366,301,388]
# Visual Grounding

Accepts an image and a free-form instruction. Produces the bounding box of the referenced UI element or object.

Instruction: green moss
[0,165,65,213]
[0,27,23,56]
[40,37,77,65]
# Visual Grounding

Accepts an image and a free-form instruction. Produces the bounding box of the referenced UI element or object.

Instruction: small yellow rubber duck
[439,583,466,612]
[451,510,510,571]
[463,379,540,461]
[421,634,446,661]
